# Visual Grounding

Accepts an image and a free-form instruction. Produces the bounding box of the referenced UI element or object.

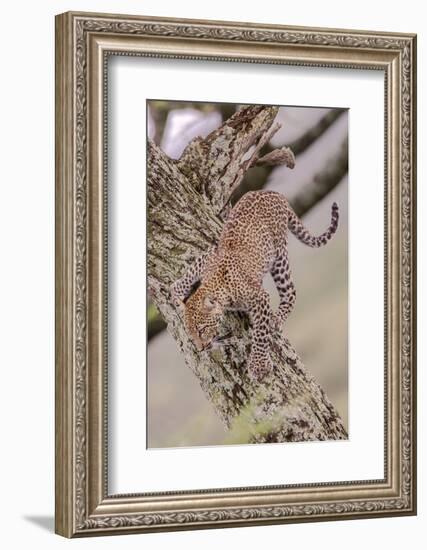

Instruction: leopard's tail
[288,202,339,247]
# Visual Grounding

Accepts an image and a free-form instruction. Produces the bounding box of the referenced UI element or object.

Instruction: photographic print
[147,101,348,448]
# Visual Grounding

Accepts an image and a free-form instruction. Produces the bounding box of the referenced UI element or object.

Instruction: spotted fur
[171,190,339,380]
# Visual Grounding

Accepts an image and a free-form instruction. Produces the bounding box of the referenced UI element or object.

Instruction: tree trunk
[147,105,347,443]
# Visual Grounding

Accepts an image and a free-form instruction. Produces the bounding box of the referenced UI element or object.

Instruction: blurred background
[147,101,348,448]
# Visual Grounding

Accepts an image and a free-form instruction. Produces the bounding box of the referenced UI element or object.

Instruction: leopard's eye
[199,326,208,336]
[203,295,216,311]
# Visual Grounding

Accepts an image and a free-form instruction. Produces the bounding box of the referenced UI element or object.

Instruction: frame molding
[55,11,416,537]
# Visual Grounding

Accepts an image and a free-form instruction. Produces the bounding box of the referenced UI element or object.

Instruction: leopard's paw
[248,354,273,382]
[169,282,185,310]
[270,313,285,334]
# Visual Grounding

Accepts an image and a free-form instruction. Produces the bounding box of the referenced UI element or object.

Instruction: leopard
[170,190,339,380]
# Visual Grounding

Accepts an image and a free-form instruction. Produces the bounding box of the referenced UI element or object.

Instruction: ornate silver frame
[55,11,417,537]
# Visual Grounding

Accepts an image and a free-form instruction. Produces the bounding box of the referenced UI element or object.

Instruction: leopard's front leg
[170,248,215,308]
[247,288,274,381]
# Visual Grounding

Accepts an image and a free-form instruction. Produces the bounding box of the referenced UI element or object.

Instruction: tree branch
[287,108,346,156]
[291,138,348,218]
[230,109,346,204]
[147,106,347,443]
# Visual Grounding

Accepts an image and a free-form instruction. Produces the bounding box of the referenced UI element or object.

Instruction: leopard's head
[184,287,223,351]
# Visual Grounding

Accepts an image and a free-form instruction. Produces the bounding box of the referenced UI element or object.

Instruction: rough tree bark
[148,106,347,443]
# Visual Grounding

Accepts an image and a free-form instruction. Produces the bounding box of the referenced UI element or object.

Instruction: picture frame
[55,11,417,537]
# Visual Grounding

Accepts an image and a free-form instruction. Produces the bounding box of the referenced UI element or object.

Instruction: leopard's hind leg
[270,246,296,331]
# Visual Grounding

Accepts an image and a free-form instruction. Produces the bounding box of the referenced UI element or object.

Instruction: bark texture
[148,106,347,443]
